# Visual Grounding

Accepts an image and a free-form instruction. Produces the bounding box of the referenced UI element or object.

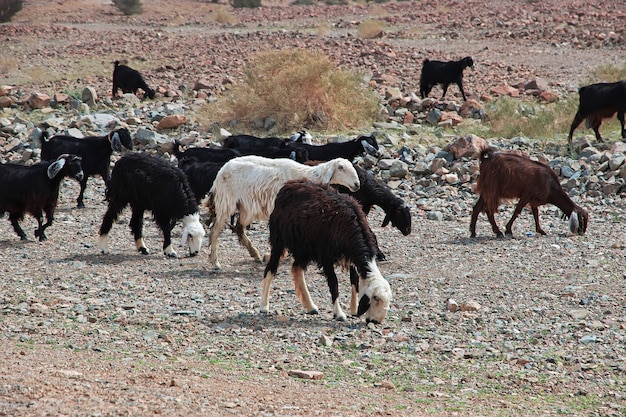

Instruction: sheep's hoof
[262,253,271,264]
[334,313,347,321]
[77,202,85,209]
[138,247,149,255]
[165,252,177,258]
[306,309,319,315]
[259,308,270,315]
[496,232,505,238]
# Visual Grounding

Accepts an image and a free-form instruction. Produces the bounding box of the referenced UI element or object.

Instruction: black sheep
[334,165,411,260]
[178,157,224,204]
[568,80,626,146]
[222,130,312,150]
[165,139,241,163]
[261,180,392,323]
[235,146,309,163]
[0,154,84,241]
[287,134,380,162]
[420,56,474,101]
[41,127,133,208]
[112,61,156,100]
[97,153,205,257]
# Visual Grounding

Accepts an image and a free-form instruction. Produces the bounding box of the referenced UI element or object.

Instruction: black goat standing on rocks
[112,61,155,100]
[420,56,474,101]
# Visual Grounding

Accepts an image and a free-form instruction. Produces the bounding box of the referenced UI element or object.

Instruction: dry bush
[112,0,143,15]
[587,62,626,83]
[0,56,18,75]
[316,22,331,36]
[369,4,387,16]
[200,49,380,133]
[357,19,385,39]
[212,9,237,24]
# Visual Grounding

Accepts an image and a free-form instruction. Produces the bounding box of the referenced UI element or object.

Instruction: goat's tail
[423,58,430,65]
[479,147,495,161]
[114,60,121,67]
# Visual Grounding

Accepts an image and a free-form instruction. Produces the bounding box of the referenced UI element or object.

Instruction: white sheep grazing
[206,155,360,269]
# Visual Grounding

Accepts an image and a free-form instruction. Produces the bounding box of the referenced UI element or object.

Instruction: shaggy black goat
[98,153,205,257]
[287,134,381,162]
[222,130,312,150]
[568,80,626,146]
[0,154,84,241]
[261,180,393,323]
[112,61,155,100]
[420,56,474,101]
[334,165,411,260]
[164,140,241,163]
[178,157,224,204]
[470,148,589,238]
[41,127,133,208]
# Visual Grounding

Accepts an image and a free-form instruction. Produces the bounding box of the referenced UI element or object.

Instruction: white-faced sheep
[222,130,313,150]
[0,154,84,241]
[568,81,626,146]
[261,180,392,323]
[420,56,474,101]
[286,133,380,162]
[206,155,360,269]
[40,127,133,208]
[98,153,205,257]
[470,148,589,238]
[112,61,155,100]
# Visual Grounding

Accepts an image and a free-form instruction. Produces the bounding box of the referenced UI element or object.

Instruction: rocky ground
[1,0,626,416]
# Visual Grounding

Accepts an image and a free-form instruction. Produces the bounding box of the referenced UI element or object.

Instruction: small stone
[318,334,333,347]
[446,298,459,312]
[460,300,481,311]
[288,370,323,380]
[158,114,187,129]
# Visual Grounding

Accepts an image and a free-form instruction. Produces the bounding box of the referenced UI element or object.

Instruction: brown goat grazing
[470,148,588,238]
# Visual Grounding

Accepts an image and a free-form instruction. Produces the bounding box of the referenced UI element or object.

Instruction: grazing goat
[469,148,588,238]
[178,157,224,204]
[287,134,381,162]
[0,154,84,241]
[98,153,205,257]
[222,130,312,150]
[164,140,241,163]
[40,127,133,208]
[206,156,360,269]
[420,56,474,101]
[236,146,309,163]
[261,180,392,323]
[568,81,626,146]
[112,61,155,100]
[334,165,411,260]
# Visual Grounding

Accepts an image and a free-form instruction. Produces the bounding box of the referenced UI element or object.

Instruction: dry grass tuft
[0,56,19,75]
[199,49,380,133]
[212,10,238,25]
[357,19,386,39]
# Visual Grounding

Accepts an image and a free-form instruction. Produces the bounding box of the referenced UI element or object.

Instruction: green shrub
[199,49,380,133]
[0,0,22,23]
[112,0,143,15]
[231,0,261,9]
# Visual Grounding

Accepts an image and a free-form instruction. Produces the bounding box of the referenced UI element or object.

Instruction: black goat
[164,140,241,163]
[178,157,224,204]
[0,154,84,241]
[287,134,381,162]
[420,56,474,101]
[261,180,393,323]
[112,61,156,100]
[568,80,626,146]
[222,130,312,150]
[98,153,205,258]
[41,127,133,208]
[334,165,411,260]
[236,146,309,163]
[469,148,589,238]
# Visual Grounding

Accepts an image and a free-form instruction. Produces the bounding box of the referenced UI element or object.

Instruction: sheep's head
[382,204,412,236]
[112,128,133,151]
[48,154,84,181]
[359,134,381,158]
[356,260,392,324]
[322,158,360,192]
[145,88,156,100]
[569,208,589,236]
[462,56,475,70]
[180,213,206,256]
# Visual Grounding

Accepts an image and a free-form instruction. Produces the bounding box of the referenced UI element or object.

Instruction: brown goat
[470,148,588,238]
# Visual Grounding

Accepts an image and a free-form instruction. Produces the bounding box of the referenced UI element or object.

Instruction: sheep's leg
[76,177,88,208]
[440,83,449,99]
[8,212,27,240]
[97,201,126,253]
[617,110,625,139]
[234,221,262,262]
[470,196,503,237]
[129,208,148,255]
[568,112,584,144]
[531,206,547,235]
[349,266,359,316]
[208,215,227,269]
[591,120,604,143]
[260,246,283,314]
[155,214,177,258]
[505,199,530,237]
[292,265,319,315]
[457,80,467,101]
[322,262,345,321]
[35,205,56,241]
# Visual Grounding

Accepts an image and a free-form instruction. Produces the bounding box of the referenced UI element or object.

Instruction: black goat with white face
[0,154,84,241]
[41,127,133,208]
[420,56,474,101]
[286,133,381,162]
[112,61,155,100]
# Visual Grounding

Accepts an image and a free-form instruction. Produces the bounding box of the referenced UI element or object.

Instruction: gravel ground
[1,1,626,416]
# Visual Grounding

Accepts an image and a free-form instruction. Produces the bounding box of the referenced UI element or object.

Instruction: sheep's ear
[361,139,378,155]
[47,158,66,179]
[357,294,371,317]
[381,213,391,227]
[110,132,122,152]
[180,227,189,247]
[289,150,297,160]
[321,165,334,184]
